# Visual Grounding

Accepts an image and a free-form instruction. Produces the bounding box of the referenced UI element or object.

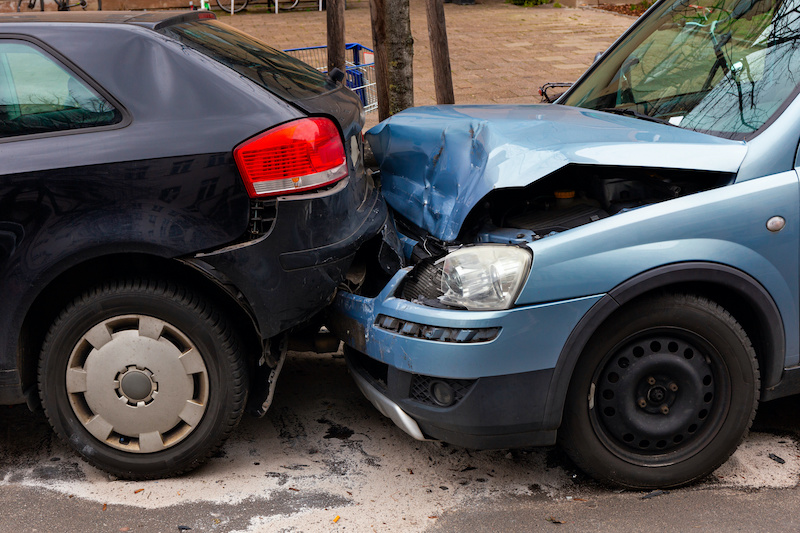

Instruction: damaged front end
[352,104,742,310]
[326,102,750,448]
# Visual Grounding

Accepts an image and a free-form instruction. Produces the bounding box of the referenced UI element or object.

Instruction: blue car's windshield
[561,0,800,139]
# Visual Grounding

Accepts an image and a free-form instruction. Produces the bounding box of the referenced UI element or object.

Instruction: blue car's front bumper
[328,268,603,449]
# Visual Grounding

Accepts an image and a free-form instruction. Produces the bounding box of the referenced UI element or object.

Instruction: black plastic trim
[762,365,800,401]
[345,347,557,449]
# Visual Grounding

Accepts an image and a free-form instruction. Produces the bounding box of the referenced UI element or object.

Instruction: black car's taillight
[234,117,348,198]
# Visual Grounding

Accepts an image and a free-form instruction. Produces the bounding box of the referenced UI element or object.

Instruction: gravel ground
[2,350,800,532]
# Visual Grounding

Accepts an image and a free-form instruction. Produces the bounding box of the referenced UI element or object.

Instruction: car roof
[0,10,215,30]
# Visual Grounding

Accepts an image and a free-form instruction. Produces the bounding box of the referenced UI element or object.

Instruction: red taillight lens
[234,117,348,198]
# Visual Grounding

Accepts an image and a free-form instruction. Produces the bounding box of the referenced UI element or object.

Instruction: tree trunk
[425,0,454,104]
[327,0,346,75]
[385,0,414,115]
[369,0,390,120]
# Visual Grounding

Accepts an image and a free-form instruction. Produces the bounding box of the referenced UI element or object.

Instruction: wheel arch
[541,261,785,431]
[17,252,262,406]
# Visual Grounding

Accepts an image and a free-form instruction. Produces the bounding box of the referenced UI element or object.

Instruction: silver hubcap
[66,315,209,453]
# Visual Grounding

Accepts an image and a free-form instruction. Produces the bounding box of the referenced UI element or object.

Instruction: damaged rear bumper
[187,177,388,340]
[328,269,603,449]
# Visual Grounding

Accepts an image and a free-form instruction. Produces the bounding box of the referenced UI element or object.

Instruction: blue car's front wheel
[560,293,759,489]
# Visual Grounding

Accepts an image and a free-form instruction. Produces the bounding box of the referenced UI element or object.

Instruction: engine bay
[460,164,734,245]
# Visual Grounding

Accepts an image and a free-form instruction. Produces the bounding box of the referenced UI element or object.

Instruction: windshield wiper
[598,107,676,126]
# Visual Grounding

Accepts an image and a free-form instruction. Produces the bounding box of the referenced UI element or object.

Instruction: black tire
[559,293,759,489]
[39,279,247,480]
[216,0,247,13]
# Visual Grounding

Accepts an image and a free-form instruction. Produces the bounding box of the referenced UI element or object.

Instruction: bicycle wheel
[272,0,299,10]
[17,0,42,12]
[216,0,247,13]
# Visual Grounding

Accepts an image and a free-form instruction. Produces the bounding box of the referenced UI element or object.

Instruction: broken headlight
[438,245,532,311]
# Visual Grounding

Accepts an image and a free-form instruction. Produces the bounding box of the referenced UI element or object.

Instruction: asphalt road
[3,350,800,532]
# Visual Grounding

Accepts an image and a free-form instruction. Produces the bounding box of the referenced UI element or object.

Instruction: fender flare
[541,261,785,430]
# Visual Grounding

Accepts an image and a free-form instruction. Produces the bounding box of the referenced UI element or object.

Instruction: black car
[0,11,386,479]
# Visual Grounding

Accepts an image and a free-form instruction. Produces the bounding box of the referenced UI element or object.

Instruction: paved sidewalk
[223,0,635,126]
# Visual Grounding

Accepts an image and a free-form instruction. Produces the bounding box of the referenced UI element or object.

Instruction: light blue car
[328,0,800,488]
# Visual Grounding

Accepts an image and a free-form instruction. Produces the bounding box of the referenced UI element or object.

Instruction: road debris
[546,516,565,524]
[134,489,144,494]
[641,490,668,500]
[333,515,341,523]
[769,453,786,464]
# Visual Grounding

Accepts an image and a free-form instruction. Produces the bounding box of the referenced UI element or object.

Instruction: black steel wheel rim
[590,327,731,466]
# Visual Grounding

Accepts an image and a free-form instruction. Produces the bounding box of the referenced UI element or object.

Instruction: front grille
[375,314,500,343]
[410,374,476,407]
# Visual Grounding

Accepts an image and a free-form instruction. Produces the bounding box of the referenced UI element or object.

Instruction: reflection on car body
[330,0,800,488]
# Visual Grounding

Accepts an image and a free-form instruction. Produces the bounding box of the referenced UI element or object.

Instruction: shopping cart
[283,43,377,113]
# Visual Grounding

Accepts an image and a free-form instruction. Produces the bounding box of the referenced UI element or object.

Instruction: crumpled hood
[366,104,748,242]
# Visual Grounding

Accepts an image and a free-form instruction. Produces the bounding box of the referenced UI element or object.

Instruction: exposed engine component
[460,165,733,243]
[507,202,608,235]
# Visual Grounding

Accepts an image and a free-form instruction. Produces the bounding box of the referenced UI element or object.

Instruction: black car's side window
[0,40,121,139]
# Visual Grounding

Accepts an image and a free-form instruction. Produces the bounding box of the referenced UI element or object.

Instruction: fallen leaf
[546,516,564,524]
[102,503,107,511]
[289,487,300,492]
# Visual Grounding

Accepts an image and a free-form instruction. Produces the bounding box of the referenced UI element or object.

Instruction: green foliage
[506,0,551,6]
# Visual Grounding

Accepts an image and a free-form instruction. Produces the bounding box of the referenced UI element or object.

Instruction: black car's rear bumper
[189,176,387,339]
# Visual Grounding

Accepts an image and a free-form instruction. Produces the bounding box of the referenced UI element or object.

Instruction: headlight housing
[438,245,532,311]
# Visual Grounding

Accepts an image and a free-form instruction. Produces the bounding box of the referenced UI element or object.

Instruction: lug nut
[660,404,670,415]
[638,397,647,408]
[647,376,656,385]
[668,382,678,392]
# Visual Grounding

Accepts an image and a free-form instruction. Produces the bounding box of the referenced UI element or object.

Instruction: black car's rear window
[159,20,332,101]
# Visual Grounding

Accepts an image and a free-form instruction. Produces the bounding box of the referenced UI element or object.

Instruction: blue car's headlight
[438,245,532,311]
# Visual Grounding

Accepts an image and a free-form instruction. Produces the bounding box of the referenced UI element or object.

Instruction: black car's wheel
[215,0,247,13]
[559,293,759,489]
[39,279,247,479]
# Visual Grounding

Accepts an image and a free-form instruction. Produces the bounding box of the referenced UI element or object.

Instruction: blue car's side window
[0,40,122,138]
